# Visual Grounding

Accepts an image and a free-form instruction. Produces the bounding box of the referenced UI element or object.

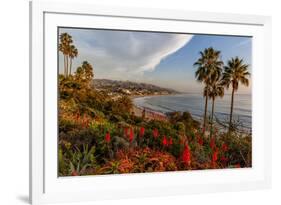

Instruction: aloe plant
[59,144,97,176]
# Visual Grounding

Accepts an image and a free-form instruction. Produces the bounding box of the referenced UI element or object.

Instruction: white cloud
[59,29,193,80]
[232,38,251,48]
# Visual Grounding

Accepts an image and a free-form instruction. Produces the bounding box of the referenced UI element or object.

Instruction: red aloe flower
[182,144,191,166]
[153,128,159,138]
[210,138,215,149]
[162,136,168,146]
[222,143,228,152]
[129,127,134,142]
[212,150,218,163]
[235,164,241,168]
[71,170,79,176]
[139,127,145,137]
[105,132,111,143]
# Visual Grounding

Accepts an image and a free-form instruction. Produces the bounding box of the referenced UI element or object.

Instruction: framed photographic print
[30,0,272,204]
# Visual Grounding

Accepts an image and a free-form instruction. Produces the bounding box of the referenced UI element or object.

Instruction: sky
[59,28,252,94]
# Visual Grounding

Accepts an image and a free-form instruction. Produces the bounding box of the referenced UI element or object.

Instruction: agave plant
[59,144,97,176]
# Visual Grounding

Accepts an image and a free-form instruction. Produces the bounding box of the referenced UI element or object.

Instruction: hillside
[93,79,180,96]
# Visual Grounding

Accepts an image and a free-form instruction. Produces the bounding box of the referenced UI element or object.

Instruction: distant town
[93,79,179,99]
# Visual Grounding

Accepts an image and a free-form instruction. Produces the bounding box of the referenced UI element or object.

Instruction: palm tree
[205,79,224,138]
[59,33,73,77]
[59,42,67,76]
[194,47,223,134]
[69,45,78,75]
[222,57,250,132]
[75,61,94,87]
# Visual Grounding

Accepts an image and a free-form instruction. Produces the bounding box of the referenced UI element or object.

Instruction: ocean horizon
[133,93,252,131]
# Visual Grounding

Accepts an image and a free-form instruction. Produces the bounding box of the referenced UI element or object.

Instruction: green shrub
[59,144,97,176]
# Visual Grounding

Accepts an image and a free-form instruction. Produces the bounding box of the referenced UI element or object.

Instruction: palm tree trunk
[63,55,66,77]
[229,87,235,133]
[66,55,69,77]
[203,90,208,135]
[210,97,215,138]
[69,58,72,75]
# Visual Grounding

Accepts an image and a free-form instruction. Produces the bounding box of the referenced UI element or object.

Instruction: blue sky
[59,28,252,94]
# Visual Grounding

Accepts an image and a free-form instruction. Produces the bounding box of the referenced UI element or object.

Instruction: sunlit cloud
[59,28,193,80]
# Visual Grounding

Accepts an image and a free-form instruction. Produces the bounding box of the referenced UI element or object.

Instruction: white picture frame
[30,1,272,204]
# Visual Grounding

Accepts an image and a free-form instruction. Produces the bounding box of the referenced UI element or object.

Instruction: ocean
[133,93,252,131]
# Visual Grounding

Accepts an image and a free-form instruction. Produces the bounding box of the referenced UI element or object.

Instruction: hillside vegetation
[58,32,252,176]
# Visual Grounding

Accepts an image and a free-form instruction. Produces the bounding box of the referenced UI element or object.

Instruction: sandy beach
[132,105,168,122]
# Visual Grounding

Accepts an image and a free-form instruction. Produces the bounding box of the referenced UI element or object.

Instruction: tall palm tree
[59,33,73,77]
[222,57,250,132]
[205,79,224,138]
[59,42,67,76]
[69,45,78,75]
[194,47,223,134]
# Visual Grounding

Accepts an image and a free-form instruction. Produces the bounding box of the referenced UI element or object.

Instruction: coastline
[130,92,180,100]
[130,94,252,134]
[130,93,196,123]
[130,93,178,122]
[132,104,168,122]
